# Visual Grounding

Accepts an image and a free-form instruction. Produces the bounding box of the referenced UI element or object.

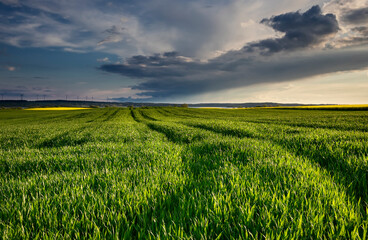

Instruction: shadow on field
[37,128,91,148]
[186,122,256,139]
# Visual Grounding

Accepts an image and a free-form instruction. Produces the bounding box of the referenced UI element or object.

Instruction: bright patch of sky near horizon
[0,0,367,103]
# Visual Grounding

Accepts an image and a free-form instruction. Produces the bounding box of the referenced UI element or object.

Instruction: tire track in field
[1,111,92,125]
[126,108,367,217]
[131,109,189,144]
[130,108,142,122]
[183,121,368,208]
[125,111,366,238]
[100,109,368,207]
[126,110,260,237]
[241,119,368,132]
[1,126,93,179]
[65,110,105,123]
[175,120,368,224]
[155,109,171,117]
[2,110,143,180]
[103,109,120,122]
[138,109,158,121]
[36,126,91,148]
[0,109,118,179]
[159,108,203,119]
[85,109,117,123]
[130,109,195,145]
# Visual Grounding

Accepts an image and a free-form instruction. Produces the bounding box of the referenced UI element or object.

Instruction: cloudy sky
[0,0,367,103]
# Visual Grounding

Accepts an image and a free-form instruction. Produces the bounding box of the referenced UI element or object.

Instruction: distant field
[260,104,368,110]
[1,107,367,239]
[25,107,92,110]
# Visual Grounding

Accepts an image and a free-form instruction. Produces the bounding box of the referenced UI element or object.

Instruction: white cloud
[5,66,16,71]
[322,0,368,48]
[97,57,110,62]
[64,48,86,53]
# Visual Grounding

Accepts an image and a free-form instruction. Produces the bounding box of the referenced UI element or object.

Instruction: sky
[0,0,367,104]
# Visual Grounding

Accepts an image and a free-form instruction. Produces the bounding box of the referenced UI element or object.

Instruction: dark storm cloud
[111,96,151,102]
[99,51,206,78]
[342,7,368,25]
[245,5,339,53]
[100,45,368,100]
[99,5,368,100]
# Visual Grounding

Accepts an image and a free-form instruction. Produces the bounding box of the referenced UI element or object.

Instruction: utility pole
[43,95,46,101]
[85,96,87,101]
[1,94,3,101]
[66,95,68,101]
[36,95,39,101]
[20,94,24,101]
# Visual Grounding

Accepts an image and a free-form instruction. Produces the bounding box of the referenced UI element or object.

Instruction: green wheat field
[1,107,368,239]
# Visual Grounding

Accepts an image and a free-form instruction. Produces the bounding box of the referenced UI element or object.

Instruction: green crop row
[0,107,367,239]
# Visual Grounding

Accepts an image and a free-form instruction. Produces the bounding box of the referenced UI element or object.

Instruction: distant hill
[0,100,311,108]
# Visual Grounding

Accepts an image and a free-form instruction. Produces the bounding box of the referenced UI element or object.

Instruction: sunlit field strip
[298,104,368,108]
[257,104,368,109]
[190,104,368,110]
